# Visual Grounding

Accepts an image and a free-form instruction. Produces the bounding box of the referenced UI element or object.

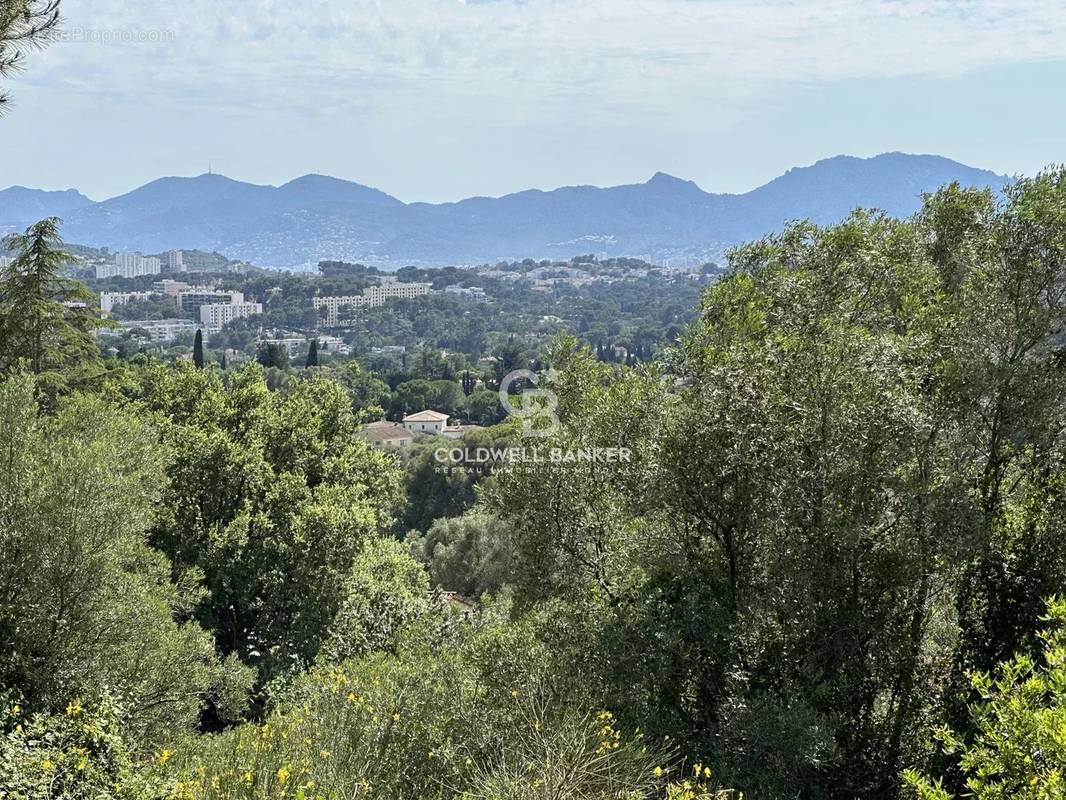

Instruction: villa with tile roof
[402,409,451,436]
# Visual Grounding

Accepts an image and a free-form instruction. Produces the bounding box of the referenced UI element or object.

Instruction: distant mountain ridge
[0,153,1009,267]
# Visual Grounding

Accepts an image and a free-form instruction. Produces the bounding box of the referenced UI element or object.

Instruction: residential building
[359,421,414,448]
[95,252,162,279]
[179,289,244,315]
[442,423,484,439]
[402,409,450,436]
[443,285,488,301]
[260,337,309,358]
[313,282,430,325]
[200,301,263,333]
[118,318,197,341]
[154,279,192,298]
[100,291,153,313]
[316,335,351,356]
[164,250,184,272]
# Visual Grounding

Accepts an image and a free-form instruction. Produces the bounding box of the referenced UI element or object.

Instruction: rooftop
[403,409,450,422]
[360,421,413,443]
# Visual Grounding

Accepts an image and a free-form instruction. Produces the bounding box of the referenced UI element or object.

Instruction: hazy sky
[2,0,1065,201]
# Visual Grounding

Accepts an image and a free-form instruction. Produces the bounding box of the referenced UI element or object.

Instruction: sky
[1,0,1065,202]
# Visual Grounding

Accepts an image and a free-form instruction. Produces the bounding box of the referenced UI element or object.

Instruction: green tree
[904,598,1066,800]
[486,170,1066,798]
[462,388,505,426]
[134,363,404,680]
[193,329,205,369]
[305,338,319,368]
[410,512,515,598]
[0,373,251,745]
[0,218,107,398]
[255,341,289,370]
[0,1,60,111]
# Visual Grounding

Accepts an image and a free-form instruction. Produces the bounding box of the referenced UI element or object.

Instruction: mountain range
[0,153,1009,267]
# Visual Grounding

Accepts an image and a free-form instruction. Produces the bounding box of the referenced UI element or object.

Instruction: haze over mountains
[0,153,1008,267]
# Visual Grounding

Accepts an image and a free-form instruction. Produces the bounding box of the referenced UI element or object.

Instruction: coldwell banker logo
[432,369,632,475]
[498,368,560,438]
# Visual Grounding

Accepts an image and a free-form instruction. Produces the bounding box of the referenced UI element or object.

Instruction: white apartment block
[95,252,162,279]
[179,289,244,314]
[118,318,197,342]
[100,291,153,313]
[313,282,430,325]
[200,301,263,333]
[164,250,184,272]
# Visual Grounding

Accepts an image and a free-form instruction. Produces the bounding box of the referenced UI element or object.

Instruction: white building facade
[200,301,263,333]
[313,282,430,325]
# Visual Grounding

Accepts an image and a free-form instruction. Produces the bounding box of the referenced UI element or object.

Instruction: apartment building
[200,301,263,333]
[312,282,430,325]
[179,289,244,314]
[95,252,162,279]
[100,291,153,313]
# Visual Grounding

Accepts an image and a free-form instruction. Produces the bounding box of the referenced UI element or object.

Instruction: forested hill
[0,153,1006,267]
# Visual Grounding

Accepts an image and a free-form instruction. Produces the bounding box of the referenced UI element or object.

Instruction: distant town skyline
[3,0,1065,201]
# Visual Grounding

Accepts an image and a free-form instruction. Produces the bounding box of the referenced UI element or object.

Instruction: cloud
[28,0,1066,120]
[5,0,1064,200]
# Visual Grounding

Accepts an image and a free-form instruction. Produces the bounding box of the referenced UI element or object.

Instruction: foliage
[193,329,205,369]
[904,598,1066,800]
[0,373,251,746]
[397,424,518,534]
[0,696,164,800]
[320,537,439,663]
[410,511,516,598]
[159,598,727,800]
[0,218,107,400]
[127,363,405,681]
[487,169,1066,798]
[0,1,60,111]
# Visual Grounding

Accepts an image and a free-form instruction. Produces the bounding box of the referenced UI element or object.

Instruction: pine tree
[193,329,204,369]
[0,217,106,396]
[305,338,319,368]
[220,352,228,370]
[0,1,61,112]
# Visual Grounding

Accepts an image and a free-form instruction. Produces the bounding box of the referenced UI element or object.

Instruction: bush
[904,597,1066,799]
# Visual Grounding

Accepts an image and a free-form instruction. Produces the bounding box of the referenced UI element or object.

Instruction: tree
[904,598,1066,800]
[193,328,205,369]
[463,388,505,426]
[461,369,477,395]
[0,0,60,111]
[0,217,107,399]
[410,511,515,597]
[255,340,289,370]
[305,338,319,368]
[485,170,1066,799]
[0,372,251,745]
[135,363,404,681]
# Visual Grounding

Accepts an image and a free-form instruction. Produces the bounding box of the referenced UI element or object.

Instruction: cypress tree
[193,329,204,369]
[305,339,319,368]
